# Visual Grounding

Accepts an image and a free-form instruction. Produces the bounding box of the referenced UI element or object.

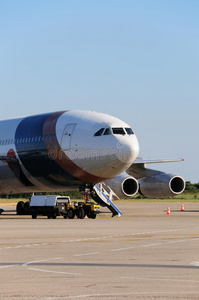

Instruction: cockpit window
[94,128,105,136]
[125,128,134,135]
[112,127,126,135]
[103,128,111,135]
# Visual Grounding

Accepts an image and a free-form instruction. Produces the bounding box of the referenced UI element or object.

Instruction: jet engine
[105,172,139,199]
[139,173,185,198]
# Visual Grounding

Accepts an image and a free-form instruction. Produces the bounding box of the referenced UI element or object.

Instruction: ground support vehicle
[16,196,100,219]
[30,195,70,219]
[16,195,70,219]
[67,201,100,219]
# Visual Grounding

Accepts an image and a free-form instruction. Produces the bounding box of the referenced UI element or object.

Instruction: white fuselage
[0,110,139,194]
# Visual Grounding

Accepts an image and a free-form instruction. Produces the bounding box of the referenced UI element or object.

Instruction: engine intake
[139,173,185,198]
[105,173,139,199]
[123,177,139,197]
[170,176,185,194]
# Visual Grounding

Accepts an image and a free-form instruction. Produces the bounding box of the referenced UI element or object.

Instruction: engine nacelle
[105,172,139,199]
[139,173,185,198]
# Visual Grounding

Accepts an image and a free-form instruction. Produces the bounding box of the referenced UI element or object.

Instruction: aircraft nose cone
[116,135,139,166]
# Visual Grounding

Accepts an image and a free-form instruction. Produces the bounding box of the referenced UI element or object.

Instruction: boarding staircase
[91,183,123,217]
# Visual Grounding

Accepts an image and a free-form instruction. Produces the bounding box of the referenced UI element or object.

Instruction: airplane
[0,110,185,216]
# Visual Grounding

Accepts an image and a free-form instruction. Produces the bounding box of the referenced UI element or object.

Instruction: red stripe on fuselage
[43,111,108,184]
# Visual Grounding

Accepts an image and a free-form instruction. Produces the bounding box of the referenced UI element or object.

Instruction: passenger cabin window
[94,128,105,136]
[103,128,111,135]
[125,128,134,135]
[112,128,126,135]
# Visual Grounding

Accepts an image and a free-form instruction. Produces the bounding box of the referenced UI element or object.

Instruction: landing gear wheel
[32,214,37,219]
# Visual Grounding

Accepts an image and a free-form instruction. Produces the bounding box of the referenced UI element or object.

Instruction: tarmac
[0,201,199,299]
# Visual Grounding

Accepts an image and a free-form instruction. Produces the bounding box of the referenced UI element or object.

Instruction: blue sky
[0,0,198,183]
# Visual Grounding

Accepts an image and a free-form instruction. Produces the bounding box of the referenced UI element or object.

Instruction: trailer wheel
[24,201,30,215]
[32,214,37,219]
[16,201,24,215]
[67,208,75,219]
[78,207,85,219]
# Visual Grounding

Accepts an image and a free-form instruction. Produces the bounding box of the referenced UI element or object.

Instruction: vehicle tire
[91,213,97,219]
[32,214,37,219]
[78,207,85,219]
[67,208,75,219]
[16,201,24,215]
[87,211,92,218]
[52,214,56,219]
[24,201,30,215]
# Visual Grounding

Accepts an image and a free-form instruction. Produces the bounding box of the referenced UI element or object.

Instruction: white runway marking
[1,226,199,252]
[0,257,83,276]
[110,237,199,252]
[167,239,187,244]
[45,291,199,299]
[0,264,19,269]
[74,252,100,257]
[22,257,83,276]
[110,246,135,252]
[142,242,163,247]
[121,276,199,283]
[28,267,82,276]
[22,257,63,267]
[191,261,199,267]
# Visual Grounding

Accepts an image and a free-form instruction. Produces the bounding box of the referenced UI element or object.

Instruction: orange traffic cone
[181,203,184,211]
[167,206,171,215]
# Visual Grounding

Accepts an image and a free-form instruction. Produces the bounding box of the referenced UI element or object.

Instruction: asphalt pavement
[0,202,199,299]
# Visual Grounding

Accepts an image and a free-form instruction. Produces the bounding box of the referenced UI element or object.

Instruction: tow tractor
[67,201,100,219]
[65,186,100,219]
[67,188,100,219]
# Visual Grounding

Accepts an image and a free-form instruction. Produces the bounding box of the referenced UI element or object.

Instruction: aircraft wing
[126,158,184,179]
[134,158,184,165]
[0,156,18,163]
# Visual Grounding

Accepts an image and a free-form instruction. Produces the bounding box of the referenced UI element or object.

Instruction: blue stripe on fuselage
[15,113,82,188]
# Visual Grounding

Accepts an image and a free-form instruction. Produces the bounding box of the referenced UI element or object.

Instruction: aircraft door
[61,123,76,150]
